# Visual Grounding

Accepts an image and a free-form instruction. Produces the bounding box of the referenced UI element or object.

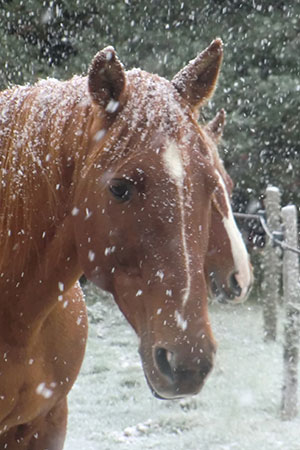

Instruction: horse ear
[88,46,126,113]
[172,39,223,110]
[206,109,226,142]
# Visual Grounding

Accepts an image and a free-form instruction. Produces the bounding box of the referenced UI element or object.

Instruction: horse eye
[109,179,132,202]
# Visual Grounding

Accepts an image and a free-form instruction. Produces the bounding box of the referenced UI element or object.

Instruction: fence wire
[233,212,300,256]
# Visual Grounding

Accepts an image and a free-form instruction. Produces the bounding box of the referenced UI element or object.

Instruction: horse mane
[0,76,93,276]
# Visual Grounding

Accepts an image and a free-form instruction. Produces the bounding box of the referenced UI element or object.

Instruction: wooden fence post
[281,205,300,420]
[261,186,282,341]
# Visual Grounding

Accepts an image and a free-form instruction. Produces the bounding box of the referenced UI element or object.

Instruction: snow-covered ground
[65,284,300,450]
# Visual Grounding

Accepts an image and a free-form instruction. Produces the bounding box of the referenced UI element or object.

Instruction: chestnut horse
[0,39,252,449]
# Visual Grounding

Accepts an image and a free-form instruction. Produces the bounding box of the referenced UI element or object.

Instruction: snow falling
[1,2,300,450]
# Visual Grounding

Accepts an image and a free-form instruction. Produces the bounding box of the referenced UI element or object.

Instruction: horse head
[73,39,252,399]
[203,109,253,302]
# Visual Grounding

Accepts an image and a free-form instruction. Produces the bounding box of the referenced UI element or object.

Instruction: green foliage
[0,0,300,208]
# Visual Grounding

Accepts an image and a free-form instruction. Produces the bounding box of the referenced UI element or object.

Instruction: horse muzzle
[139,339,216,399]
[209,270,252,304]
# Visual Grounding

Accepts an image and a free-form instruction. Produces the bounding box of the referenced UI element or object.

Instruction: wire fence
[234,211,300,256]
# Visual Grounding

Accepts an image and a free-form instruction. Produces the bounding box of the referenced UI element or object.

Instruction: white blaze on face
[175,310,188,331]
[162,141,191,307]
[215,171,252,299]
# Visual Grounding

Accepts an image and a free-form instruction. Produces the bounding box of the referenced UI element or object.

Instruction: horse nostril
[198,354,214,379]
[229,273,242,297]
[154,347,174,380]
